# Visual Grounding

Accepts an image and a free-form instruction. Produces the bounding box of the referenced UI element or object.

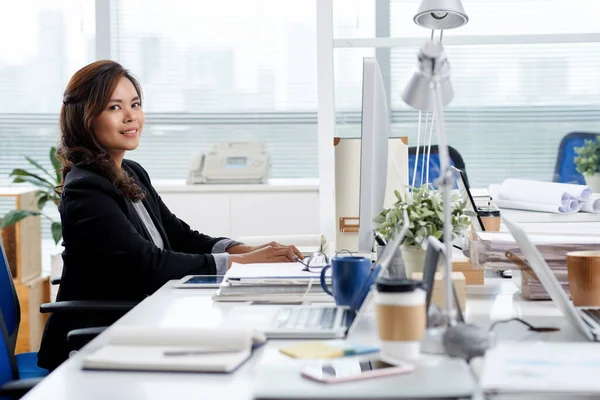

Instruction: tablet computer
[173,275,225,289]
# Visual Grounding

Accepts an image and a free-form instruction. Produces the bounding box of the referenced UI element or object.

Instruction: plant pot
[375,245,406,279]
[400,245,427,279]
[585,173,600,193]
[50,253,63,302]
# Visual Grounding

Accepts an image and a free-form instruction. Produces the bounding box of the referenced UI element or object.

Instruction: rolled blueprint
[581,194,600,213]
[498,179,592,206]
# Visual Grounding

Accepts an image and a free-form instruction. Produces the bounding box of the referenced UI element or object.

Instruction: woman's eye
[108,104,121,111]
[132,102,141,108]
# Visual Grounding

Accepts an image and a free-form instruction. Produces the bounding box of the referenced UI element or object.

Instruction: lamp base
[422,323,494,360]
[421,327,447,355]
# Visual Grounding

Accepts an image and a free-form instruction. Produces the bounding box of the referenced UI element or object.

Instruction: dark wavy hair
[57,60,145,201]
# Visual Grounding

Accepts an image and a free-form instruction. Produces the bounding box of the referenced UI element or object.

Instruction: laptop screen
[451,166,485,232]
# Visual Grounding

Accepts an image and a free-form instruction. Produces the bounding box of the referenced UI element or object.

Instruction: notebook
[82,326,266,373]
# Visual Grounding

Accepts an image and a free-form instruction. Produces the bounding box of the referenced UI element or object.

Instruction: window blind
[361,0,600,188]
[110,0,320,179]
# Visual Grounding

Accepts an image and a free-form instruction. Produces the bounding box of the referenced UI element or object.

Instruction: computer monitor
[357,57,390,254]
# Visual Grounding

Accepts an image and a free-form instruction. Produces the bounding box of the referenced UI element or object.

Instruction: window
[332,0,600,188]
[110,0,320,179]
[0,0,95,272]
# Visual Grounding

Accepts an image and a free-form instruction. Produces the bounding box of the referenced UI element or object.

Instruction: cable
[489,317,559,333]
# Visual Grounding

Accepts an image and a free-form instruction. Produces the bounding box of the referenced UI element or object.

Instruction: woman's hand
[229,245,301,265]
[228,242,303,260]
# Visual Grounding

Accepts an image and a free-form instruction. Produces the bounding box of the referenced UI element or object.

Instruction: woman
[38,60,302,370]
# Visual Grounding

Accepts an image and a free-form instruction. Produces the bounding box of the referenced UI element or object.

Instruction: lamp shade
[401,41,453,112]
[414,0,468,30]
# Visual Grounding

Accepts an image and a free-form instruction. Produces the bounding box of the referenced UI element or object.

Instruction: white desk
[21,277,587,400]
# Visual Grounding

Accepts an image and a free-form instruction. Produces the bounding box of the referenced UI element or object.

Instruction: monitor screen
[357,57,390,254]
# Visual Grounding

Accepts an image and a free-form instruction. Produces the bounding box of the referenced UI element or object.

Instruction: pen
[163,349,239,357]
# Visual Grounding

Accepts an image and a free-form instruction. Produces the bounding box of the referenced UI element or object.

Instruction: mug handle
[320,265,334,297]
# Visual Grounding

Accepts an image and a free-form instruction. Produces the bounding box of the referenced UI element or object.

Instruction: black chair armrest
[50,276,61,285]
[40,301,137,314]
[67,326,108,351]
[0,377,43,398]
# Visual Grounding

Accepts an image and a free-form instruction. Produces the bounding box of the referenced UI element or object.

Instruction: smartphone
[173,275,225,289]
[301,359,414,384]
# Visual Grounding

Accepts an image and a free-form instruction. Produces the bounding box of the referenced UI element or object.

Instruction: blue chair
[0,239,48,381]
[0,313,41,399]
[553,132,600,184]
[408,145,469,189]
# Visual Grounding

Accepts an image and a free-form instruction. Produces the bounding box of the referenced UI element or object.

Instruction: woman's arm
[62,182,216,294]
[128,160,228,254]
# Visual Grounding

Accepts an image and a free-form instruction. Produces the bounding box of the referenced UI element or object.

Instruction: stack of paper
[469,231,600,300]
[82,326,265,373]
[481,342,600,395]
[212,262,334,303]
[489,179,595,214]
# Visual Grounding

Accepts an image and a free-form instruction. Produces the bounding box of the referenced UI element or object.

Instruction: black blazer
[38,159,228,370]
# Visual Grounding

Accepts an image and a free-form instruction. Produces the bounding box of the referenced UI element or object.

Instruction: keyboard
[273,306,338,331]
[582,309,600,326]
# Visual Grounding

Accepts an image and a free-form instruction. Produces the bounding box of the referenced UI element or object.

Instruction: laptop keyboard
[274,306,338,330]
[582,309,600,325]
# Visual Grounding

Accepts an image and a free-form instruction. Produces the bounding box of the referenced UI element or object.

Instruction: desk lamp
[402,0,493,360]
[410,0,468,187]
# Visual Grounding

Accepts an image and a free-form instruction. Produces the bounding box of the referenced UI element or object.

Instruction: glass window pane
[0,0,95,113]
[111,0,318,179]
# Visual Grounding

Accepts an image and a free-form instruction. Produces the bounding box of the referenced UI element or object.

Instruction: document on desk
[480,342,600,394]
[82,326,265,373]
[226,262,331,280]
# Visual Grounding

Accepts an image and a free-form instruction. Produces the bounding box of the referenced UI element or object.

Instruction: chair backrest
[553,132,600,184]
[408,145,470,189]
[0,238,20,354]
[0,312,18,389]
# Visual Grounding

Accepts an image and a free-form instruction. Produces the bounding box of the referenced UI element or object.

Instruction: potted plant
[0,147,63,298]
[374,185,470,279]
[574,138,600,192]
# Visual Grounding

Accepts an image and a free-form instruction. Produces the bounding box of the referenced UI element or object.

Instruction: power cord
[489,317,559,333]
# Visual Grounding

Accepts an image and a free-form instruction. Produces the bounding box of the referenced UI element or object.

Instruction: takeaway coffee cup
[477,206,501,232]
[567,251,600,307]
[375,278,426,361]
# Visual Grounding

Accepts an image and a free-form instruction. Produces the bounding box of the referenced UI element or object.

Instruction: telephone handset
[187,141,270,184]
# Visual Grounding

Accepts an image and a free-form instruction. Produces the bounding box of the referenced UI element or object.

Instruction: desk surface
[21,276,587,400]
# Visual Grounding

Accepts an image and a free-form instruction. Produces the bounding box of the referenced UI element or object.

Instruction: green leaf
[50,147,62,184]
[37,193,50,211]
[0,210,41,228]
[51,222,62,245]
[10,169,54,188]
[24,155,55,182]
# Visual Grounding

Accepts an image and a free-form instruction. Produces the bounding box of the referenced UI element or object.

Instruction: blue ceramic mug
[320,256,373,307]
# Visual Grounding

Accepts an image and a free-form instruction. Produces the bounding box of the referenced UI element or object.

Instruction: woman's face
[92,77,144,163]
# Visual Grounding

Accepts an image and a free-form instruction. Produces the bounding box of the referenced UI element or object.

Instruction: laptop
[503,216,600,341]
[451,165,485,233]
[225,211,410,339]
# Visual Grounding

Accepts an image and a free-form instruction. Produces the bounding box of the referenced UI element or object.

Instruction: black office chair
[408,145,470,189]
[41,278,137,352]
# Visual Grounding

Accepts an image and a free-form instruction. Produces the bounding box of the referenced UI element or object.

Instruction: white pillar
[316,0,337,252]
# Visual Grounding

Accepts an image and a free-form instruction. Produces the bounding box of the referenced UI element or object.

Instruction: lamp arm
[431,76,456,326]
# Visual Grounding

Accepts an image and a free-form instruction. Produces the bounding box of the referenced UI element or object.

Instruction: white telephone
[187,141,271,184]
